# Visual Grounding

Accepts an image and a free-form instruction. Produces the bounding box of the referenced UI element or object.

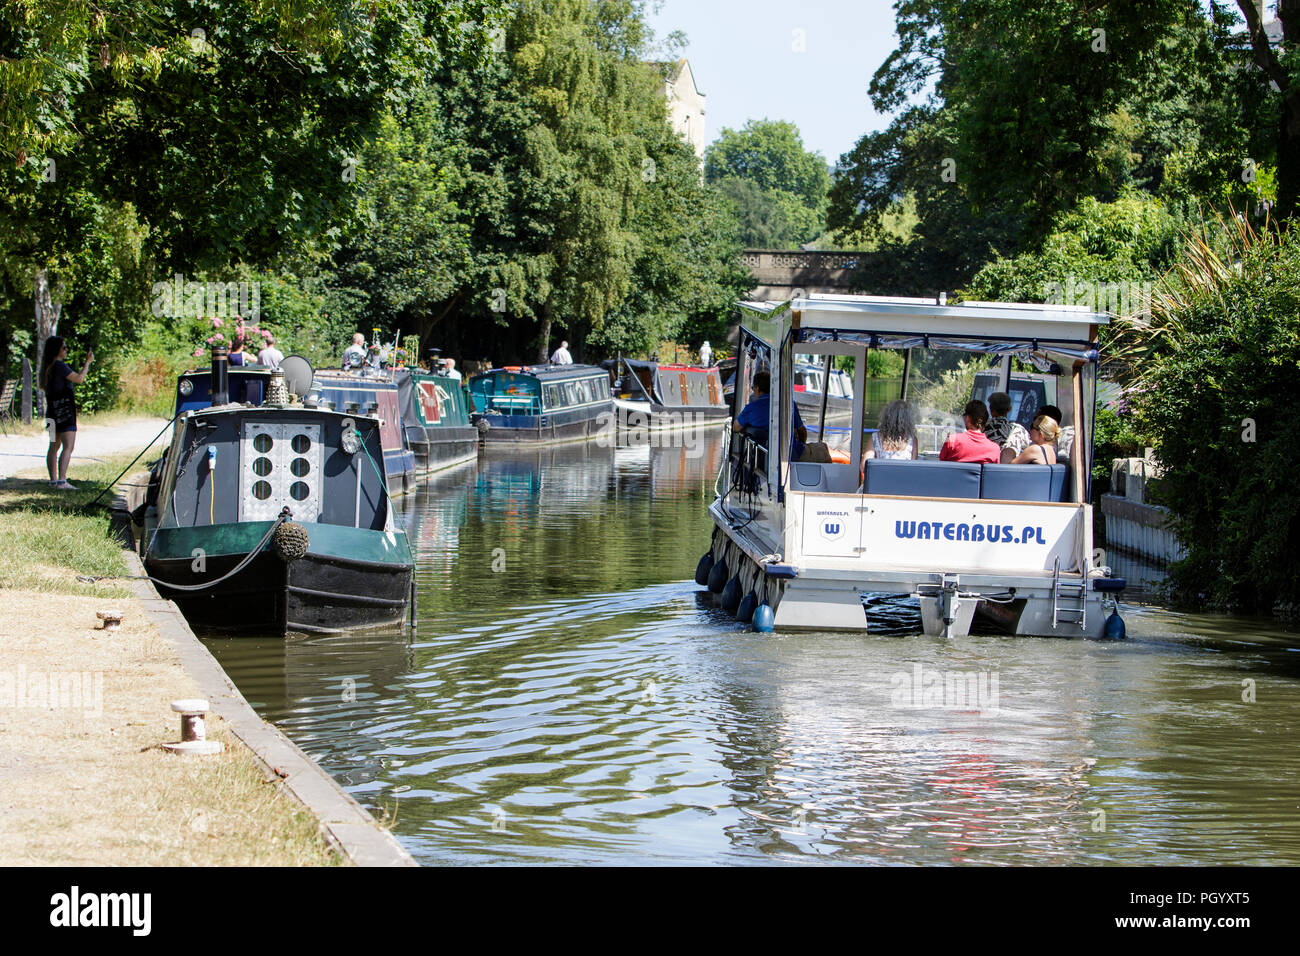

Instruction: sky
[643,0,903,166]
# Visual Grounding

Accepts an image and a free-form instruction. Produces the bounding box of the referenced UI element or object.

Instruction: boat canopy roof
[620,358,711,373]
[473,363,607,381]
[738,294,1109,364]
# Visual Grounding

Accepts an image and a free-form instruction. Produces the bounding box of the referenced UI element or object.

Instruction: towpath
[0,415,172,479]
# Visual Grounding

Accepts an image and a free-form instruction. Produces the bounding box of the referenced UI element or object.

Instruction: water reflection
[205,430,1300,865]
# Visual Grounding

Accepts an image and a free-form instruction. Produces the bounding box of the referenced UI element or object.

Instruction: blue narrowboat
[468,364,614,444]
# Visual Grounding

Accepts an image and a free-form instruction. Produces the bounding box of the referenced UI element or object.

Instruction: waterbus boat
[172,361,476,493]
[468,364,614,444]
[610,358,728,430]
[142,350,413,635]
[700,293,1126,639]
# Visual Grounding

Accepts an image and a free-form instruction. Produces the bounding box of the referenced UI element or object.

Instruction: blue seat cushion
[1047,463,1068,501]
[864,459,982,499]
[979,463,1071,502]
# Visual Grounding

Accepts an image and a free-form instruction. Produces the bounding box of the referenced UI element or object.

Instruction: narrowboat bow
[142,350,413,635]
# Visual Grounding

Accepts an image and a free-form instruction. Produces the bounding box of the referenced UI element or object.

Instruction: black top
[47,360,74,398]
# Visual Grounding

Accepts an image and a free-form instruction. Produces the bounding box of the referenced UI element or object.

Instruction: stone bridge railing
[742,249,863,300]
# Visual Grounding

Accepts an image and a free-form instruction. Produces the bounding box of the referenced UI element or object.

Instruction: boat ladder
[1051,557,1087,630]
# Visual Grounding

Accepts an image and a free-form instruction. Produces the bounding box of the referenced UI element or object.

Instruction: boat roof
[738,294,1108,361]
[473,363,607,380]
[621,358,714,374]
[180,402,379,423]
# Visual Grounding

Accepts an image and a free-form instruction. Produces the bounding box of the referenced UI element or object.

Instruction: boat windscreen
[472,372,542,415]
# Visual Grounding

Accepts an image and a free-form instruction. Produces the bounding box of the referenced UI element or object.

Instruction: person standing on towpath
[40,336,92,490]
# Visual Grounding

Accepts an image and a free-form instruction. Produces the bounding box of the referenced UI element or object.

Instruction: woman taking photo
[40,336,93,490]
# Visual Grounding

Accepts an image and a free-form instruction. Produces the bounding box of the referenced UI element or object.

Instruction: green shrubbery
[1129,225,1300,615]
[1090,401,1146,493]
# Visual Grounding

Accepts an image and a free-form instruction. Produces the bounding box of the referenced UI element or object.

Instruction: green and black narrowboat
[143,350,413,635]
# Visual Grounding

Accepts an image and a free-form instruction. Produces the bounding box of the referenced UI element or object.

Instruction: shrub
[1128,218,1300,615]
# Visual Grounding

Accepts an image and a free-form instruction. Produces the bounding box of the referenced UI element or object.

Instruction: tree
[596,136,751,355]
[704,119,830,248]
[1236,0,1300,220]
[829,0,1203,291]
[0,1,503,385]
[1124,217,1300,615]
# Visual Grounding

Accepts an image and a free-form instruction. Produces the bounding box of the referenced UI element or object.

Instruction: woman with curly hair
[865,399,919,460]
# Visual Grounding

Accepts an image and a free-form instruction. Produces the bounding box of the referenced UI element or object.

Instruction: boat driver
[734,371,830,462]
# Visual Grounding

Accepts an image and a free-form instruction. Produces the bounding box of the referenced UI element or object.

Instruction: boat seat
[863,459,982,499]
[979,463,1069,502]
[790,461,860,493]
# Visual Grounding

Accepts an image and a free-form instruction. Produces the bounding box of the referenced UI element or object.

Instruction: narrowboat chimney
[210,345,229,406]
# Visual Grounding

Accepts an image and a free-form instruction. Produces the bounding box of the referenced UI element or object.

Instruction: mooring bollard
[162,698,223,756]
[96,609,123,631]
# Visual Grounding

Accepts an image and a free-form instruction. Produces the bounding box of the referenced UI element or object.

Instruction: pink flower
[192,348,204,357]
[261,330,272,340]
[211,316,224,328]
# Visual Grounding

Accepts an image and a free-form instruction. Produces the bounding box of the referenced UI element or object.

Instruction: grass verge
[0,451,155,598]
[0,589,341,866]
[0,453,348,866]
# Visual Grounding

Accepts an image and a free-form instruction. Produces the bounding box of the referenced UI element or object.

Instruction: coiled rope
[144,508,290,592]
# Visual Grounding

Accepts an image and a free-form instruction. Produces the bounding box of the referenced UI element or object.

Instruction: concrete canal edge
[118,545,417,867]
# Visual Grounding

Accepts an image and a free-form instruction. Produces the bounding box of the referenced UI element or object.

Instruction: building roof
[649,58,704,97]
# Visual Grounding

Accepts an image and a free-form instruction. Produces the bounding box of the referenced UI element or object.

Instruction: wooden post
[21,357,32,424]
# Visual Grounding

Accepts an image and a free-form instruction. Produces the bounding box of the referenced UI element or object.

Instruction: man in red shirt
[939,400,1000,464]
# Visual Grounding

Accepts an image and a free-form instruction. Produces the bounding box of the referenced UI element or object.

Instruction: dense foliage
[0,0,750,404]
[704,119,831,249]
[1127,224,1300,615]
[829,0,1274,295]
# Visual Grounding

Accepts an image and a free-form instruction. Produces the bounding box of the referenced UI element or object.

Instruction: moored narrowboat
[401,369,480,473]
[144,351,413,635]
[174,360,475,494]
[610,358,728,431]
[468,364,614,444]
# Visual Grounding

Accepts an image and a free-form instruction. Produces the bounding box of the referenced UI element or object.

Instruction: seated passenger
[864,399,919,461]
[939,400,1000,464]
[1009,414,1059,465]
[733,370,811,460]
[1038,404,1074,462]
[987,390,1031,459]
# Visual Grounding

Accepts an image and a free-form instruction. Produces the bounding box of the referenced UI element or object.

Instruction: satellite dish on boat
[280,355,315,398]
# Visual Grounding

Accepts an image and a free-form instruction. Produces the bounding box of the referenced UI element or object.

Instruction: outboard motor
[211,345,230,406]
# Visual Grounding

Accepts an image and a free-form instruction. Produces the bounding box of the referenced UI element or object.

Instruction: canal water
[206,431,1300,865]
